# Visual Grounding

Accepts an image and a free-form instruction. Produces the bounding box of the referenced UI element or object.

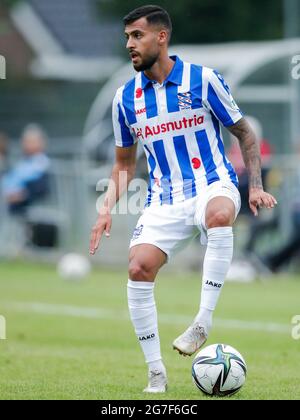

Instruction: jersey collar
[141,55,183,90]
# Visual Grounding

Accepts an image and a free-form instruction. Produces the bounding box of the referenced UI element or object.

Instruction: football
[192,344,247,397]
[57,253,91,280]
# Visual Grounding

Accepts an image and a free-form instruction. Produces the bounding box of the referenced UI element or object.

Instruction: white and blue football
[192,344,247,397]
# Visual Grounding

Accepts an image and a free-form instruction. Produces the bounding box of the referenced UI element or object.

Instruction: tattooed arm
[228,118,277,216]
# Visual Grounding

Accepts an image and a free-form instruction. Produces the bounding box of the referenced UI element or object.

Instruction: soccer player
[90,5,277,393]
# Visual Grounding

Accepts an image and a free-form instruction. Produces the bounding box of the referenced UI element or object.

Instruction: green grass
[0,261,300,400]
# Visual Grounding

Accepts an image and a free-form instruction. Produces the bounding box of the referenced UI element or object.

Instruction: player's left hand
[249,187,277,217]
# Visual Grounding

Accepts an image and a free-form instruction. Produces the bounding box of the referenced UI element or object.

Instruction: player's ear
[157,29,168,45]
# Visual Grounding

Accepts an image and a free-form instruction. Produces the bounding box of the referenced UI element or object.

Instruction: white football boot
[172,322,208,356]
[143,368,168,393]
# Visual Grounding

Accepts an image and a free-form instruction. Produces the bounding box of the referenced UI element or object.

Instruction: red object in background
[260,140,272,164]
[192,157,201,169]
[136,88,143,99]
[228,139,273,176]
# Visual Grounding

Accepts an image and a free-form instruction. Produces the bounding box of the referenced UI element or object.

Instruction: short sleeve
[112,93,137,148]
[206,70,243,127]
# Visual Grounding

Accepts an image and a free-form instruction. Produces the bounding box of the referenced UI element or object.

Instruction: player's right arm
[90,89,138,255]
[89,144,137,255]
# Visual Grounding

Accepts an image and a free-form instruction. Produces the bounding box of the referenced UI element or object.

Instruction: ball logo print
[0,315,6,340]
[0,55,6,79]
[291,316,300,340]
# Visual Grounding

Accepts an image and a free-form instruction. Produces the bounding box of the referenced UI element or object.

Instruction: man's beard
[133,53,158,72]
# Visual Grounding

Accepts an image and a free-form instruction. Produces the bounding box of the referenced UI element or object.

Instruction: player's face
[125,18,162,72]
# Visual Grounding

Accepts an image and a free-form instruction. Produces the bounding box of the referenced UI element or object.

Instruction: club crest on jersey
[177,91,192,110]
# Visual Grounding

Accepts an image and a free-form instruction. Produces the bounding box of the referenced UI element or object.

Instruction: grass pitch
[0,261,299,400]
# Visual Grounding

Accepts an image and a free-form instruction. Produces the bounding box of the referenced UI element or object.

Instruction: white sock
[195,227,234,332]
[195,307,214,333]
[127,280,164,370]
[148,359,166,373]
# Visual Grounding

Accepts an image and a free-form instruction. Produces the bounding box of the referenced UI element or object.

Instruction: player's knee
[206,209,233,229]
[128,260,153,281]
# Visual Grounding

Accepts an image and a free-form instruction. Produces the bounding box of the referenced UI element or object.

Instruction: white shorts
[129,180,241,260]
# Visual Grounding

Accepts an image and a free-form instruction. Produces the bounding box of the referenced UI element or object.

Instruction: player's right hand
[89,206,112,255]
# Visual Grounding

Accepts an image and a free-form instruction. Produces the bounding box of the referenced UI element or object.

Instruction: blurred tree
[1,0,20,7]
[97,0,283,44]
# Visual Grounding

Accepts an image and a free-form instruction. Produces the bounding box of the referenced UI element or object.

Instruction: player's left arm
[227,118,277,216]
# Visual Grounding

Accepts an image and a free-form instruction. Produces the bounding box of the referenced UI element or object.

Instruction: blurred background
[0,0,300,275]
[0,0,300,401]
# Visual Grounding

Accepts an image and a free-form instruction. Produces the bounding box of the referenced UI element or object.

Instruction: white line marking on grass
[2,301,290,334]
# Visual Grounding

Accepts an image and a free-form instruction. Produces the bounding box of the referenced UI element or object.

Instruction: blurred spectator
[1,124,50,215]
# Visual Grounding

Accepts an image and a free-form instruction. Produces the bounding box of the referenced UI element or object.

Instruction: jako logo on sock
[139,333,155,341]
[205,280,222,288]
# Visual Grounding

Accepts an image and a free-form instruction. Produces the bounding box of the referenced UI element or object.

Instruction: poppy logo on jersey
[135,88,143,99]
[192,158,201,169]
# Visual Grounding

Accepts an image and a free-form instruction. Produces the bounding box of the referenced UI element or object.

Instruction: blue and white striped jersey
[112,55,243,206]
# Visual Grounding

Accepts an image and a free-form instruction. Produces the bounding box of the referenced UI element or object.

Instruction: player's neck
[143,55,175,86]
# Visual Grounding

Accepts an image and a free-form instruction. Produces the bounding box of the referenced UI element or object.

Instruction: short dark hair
[123,5,172,40]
